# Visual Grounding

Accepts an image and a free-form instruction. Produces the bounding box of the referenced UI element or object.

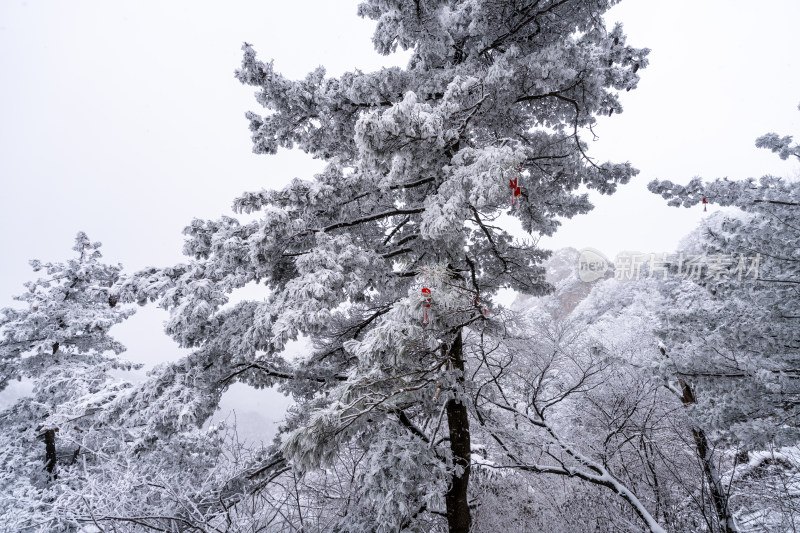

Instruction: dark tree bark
[659,347,739,533]
[445,330,471,533]
[43,428,57,480]
[661,346,738,533]
[678,378,738,533]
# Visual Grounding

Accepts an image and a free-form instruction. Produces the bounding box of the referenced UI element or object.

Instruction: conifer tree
[648,106,800,449]
[118,1,649,530]
[648,104,800,533]
[0,233,135,530]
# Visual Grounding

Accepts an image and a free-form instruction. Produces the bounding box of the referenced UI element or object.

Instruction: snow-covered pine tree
[647,104,800,532]
[648,106,800,448]
[116,2,649,530]
[0,233,135,531]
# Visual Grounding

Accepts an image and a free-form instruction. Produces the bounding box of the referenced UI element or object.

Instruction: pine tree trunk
[659,347,738,532]
[445,330,471,533]
[43,428,57,480]
[677,378,738,533]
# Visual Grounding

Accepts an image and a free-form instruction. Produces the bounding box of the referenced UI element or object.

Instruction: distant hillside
[511,247,611,317]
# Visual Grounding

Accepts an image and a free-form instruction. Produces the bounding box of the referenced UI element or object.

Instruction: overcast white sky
[1,0,799,435]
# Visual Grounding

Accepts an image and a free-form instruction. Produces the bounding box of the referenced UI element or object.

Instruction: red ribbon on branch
[510,167,522,206]
[474,296,490,317]
[421,287,432,324]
